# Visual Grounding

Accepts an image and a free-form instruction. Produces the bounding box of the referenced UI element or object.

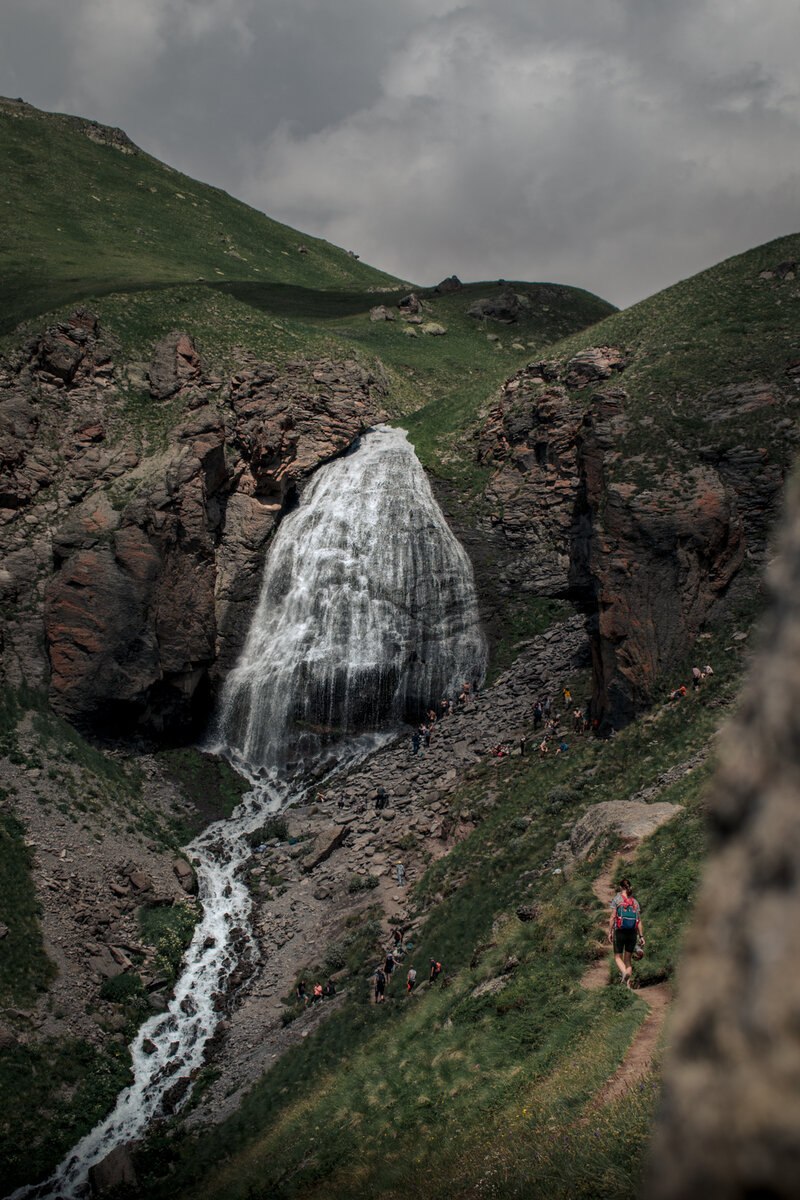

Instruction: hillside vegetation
[411,231,800,487]
[126,610,756,1200]
[1,95,795,1197]
[0,97,402,332]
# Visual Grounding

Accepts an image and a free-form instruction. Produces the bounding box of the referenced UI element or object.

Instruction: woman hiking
[608,877,645,988]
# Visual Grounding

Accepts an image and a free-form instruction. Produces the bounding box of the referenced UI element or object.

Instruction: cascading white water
[10,425,486,1199]
[218,425,487,779]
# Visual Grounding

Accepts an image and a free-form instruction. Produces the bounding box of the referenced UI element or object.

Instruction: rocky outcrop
[470,349,784,728]
[577,392,745,725]
[567,799,681,859]
[647,478,800,1200]
[0,312,385,735]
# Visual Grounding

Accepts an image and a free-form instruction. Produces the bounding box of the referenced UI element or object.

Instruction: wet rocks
[88,1143,138,1194]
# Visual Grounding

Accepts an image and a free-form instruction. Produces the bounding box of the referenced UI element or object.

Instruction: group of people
[410,684,480,755]
[669,663,714,701]
[371,925,443,1003]
[295,978,337,1007]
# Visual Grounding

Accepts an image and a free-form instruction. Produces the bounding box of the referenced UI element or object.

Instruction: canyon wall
[0,310,384,735]
[0,312,789,738]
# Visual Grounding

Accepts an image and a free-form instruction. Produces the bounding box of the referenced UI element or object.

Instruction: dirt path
[581,843,672,1107]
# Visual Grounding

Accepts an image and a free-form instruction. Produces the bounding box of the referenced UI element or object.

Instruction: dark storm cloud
[1,0,798,306]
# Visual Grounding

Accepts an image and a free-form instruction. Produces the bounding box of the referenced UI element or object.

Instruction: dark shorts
[613,927,638,954]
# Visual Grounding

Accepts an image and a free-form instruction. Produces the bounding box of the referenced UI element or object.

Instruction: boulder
[369,306,395,323]
[467,291,521,323]
[88,1144,138,1195]
[302,826,348,872]
[433,275,462,294]
[568,800,682,859]
[647,477,800,1199]
[172,857,197,894]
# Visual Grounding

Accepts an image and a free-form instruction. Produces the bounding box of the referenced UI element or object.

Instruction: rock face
[647,478,800,1199]
[567,800,681,859]
[0,311,384,735]
[469,351,784,727]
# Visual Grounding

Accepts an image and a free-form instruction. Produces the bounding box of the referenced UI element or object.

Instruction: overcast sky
[2,0,799,308]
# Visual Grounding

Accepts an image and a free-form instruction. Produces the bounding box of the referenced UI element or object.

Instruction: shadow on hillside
[209,280,404,320]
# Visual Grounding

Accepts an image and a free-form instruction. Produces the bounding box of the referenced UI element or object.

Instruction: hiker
[375,786,389,811]
[563,686,572,705]
[309,982,323,1004]
[296,980,309,1007]
[441,697,449,719]
[322,979,336,999]
[555,740,568,755]
[392,926,403,950]
[608,878,645,987]
[428,709,437,725]
[411,730,422,755]
[374,967,386,1003]
[429,958,442,984]
[520,733,527,756]
[407,966,417,992]
[397,862,404,887]
[533,701,543,731]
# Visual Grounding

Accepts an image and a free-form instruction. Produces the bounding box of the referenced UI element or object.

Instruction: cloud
[239,2,800,305]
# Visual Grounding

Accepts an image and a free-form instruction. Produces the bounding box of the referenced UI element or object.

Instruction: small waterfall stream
[13,426,486,1199]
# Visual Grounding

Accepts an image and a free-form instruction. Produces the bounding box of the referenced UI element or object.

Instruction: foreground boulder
[648,477,800,1198]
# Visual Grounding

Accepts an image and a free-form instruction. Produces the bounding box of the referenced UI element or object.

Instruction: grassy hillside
[126,607,755,1200]
[413,231,800,487]
[0,97,402,333]
[0,96,616,463]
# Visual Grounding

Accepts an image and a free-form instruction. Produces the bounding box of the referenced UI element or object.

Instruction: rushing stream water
[13,426,486,1199]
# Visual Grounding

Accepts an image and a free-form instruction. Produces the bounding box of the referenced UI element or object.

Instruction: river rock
[88,1143,138,1194]
[172,857,197,894]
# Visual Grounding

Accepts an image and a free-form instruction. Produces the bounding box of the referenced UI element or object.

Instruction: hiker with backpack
[429,958,442,984]
[608,877,645,987]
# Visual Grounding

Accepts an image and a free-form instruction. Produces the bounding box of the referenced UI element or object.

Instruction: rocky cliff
[1,309,384,735]
[1,308,792,741]
[468,346,788,727]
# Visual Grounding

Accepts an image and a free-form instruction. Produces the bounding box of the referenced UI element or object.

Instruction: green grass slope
[0,97,402,333]
[126,607,756,1200]
[0,97,616,454]
[417,231,800,488]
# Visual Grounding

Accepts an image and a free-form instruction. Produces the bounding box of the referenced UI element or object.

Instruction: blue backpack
[616,896,639,930]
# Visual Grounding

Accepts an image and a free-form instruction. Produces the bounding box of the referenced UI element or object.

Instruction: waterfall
[217,424,487,779]
[11,424,486,1199]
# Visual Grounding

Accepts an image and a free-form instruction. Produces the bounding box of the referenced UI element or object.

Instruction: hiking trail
[581,843,672,1107]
